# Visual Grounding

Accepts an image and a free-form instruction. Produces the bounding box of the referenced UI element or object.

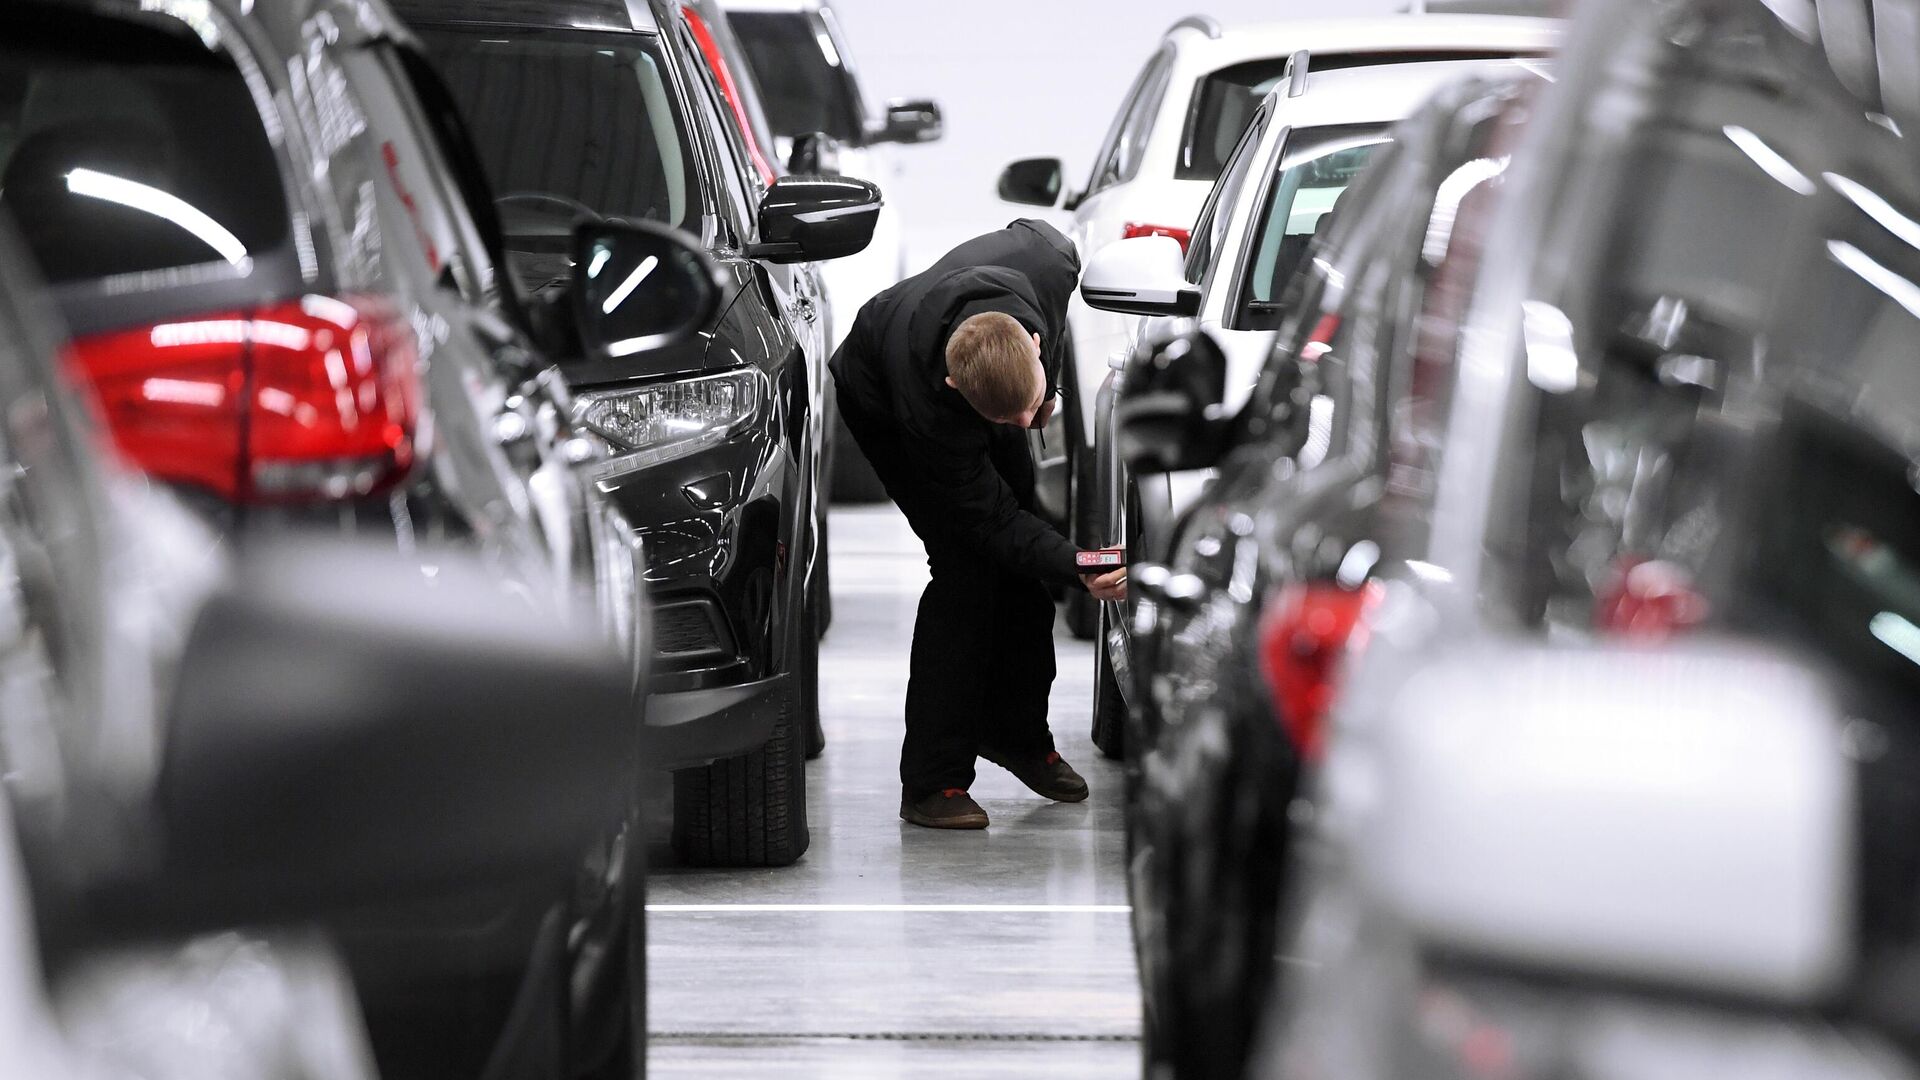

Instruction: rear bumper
[640,672,788,770]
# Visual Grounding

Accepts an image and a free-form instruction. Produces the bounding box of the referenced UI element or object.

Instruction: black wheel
[1137,692,1295,1080]
[578,818,647,1080]
[669,674,811,867]
[1090,603,1126,760]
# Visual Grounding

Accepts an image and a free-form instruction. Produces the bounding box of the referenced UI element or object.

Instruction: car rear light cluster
[1123,222,1192,253]
[1257,580,1384,761]
[67,295,421,503]
[1593,556,1709,639]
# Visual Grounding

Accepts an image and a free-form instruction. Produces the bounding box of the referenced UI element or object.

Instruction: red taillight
[1594,556,1708,639]
[1257,581,1383,761]
[66,295,420,503]
[1301,313,1342,362]
[1123,222,1191,253]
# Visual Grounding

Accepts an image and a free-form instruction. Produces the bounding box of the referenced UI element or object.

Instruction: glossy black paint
[749,174,883,264]
[397,0,832,763]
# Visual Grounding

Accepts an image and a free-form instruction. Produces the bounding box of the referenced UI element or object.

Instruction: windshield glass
[417,26,695,275]
[1237,125,1389,327]
[0,8,291,305]
[727,10,863,143]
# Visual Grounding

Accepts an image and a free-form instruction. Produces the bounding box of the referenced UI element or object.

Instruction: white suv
[999,14,1555,631]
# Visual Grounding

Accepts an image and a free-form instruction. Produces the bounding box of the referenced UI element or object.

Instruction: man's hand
[1086,567,1127,602]
[1027,393,1058,430]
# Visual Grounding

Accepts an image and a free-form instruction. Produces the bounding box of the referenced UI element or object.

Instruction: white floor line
[646,903,1131,914]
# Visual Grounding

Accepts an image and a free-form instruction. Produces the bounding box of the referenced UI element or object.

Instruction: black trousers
[838,392,1060,800]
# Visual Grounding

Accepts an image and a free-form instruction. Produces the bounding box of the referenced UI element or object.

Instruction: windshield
[0,6,293,328]
[416,26,695,276]
[1237,125,1389,328]
[727,10,864,144]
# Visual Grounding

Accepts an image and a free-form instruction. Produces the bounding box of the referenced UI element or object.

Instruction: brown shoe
[900,788,990,829]
[979,748,1089,803]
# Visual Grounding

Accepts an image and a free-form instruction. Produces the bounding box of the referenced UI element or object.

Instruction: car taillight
[1123,222,1191,253]
[67,295,421,503]
[1257,581,1383,760]
[1594,556,1708,639]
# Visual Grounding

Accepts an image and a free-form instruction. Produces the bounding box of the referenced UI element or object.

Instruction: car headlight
[574,369,764,471]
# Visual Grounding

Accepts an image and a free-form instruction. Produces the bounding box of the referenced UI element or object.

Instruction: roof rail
[1164,14,1222,39]
[1284,49,1311,97]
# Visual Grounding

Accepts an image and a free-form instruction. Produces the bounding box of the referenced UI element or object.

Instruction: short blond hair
[946,312,1038,419]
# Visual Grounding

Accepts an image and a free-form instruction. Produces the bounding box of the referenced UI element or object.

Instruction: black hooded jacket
[830,219,1081,583]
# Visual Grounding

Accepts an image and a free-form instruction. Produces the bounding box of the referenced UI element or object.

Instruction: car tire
[669,658,812,867]
[578,817,647,1080]
[1090,603,1126,760]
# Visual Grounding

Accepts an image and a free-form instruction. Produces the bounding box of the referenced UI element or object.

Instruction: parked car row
[0,0,903,1076]
[1055,0,1920,1078]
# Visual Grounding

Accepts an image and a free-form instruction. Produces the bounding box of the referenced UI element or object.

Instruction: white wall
[822,0,1402,269]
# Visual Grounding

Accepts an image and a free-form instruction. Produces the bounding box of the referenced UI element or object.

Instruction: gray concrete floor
[647,506,1139,1078]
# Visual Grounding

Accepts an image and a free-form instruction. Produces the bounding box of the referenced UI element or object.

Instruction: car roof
[1263,56,1550,132]
[721,0,823,12]
[387,0,659,32]
[1173,14,1561,72]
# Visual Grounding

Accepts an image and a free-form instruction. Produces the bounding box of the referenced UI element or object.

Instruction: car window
[0,5,300,334]
[1178,57,1291,182]
[1184,105,1269,287]
[728,10,863,144]
[415,26,696,287]
[1083,46,1169,200]
[1231,126,1389,331]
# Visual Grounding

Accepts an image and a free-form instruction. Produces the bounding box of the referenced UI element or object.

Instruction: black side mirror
[748,175,883,264]
[88,540,634,935]
[572,219,729,363]
[1117,329,1231,474]
[788,131,843,176]
[876,98,943,144]
[997,157,1065,207]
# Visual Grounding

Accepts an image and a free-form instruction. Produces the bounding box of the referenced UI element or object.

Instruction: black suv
[393,0,882,869]
[0,2,725,1077]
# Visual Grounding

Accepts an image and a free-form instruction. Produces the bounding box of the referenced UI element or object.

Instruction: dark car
[1102,70,1547,1080]
[0,206,635,1080]
[1250,0,1920,1073]
[392,0,883,868]
[0,2,728,1077]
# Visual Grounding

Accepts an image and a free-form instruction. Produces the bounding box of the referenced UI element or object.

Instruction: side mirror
[876,98,943,144]
[1079,235,1201,318]
[88,539,634,935]
[788,130,843,176]
[996,157,1065,207]
[748,174,883,264]
[1363,640,1853,1004]
[1117,329,1230,474]
[571,219,728,362]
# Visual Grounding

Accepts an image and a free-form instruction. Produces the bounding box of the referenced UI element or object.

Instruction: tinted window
[1234,127,1388,329]
[1178,57,1291,181]
[728,11,863,143]
[416,27,696,259]
[1184,107,1267,287]
[0,9,289,289]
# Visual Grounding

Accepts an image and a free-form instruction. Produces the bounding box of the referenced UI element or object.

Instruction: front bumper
[641,672,789,770]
